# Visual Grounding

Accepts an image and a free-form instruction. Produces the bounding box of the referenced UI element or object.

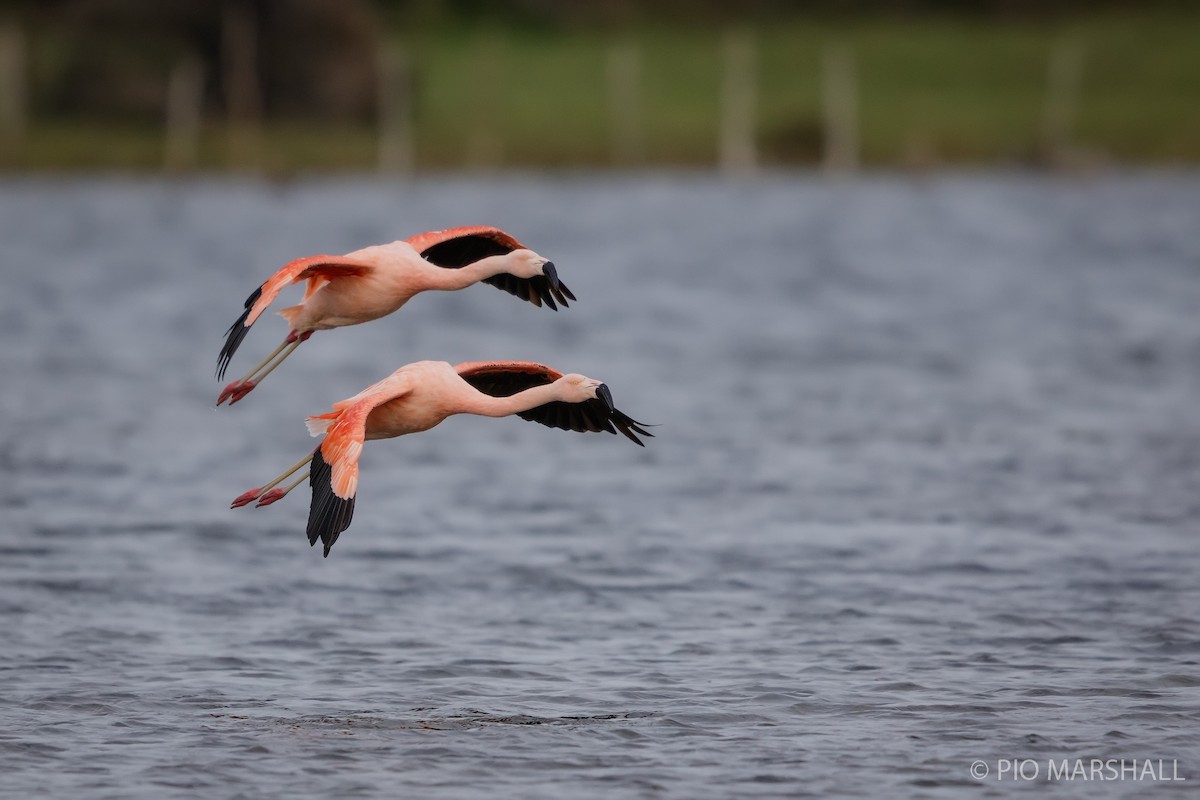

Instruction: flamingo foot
[218,379,247,405]
[217,381,238,405]
[255,488,287,507]
[231,488,263,509]
[228,381,256,404]
[217,380,257,406]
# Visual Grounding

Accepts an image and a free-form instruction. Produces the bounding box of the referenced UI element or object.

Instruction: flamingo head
[557,373,612,409]
[508,248,559,285]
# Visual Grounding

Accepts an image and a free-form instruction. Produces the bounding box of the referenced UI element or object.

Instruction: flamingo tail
[305,411,340,437]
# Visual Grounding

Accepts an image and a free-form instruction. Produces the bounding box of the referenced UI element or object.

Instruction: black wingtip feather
[216,286,263,380]
[549,277,575,307]
[537,277,558,311]
[483,272,574,311]
[307,448,356,558]
[610,409,654,447]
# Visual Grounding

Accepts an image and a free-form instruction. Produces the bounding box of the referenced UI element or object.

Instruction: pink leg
[217,331,311,405]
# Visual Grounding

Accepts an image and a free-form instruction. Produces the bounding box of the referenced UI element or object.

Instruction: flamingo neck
[429,254,517,291]
[460,381,564,418]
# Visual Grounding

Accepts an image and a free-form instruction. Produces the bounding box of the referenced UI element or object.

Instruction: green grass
[5,10,1200,172]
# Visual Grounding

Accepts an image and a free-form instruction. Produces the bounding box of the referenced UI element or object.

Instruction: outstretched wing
[406,226,575,310]
[216,255,373,379]
[406,225,525,262]
[455,361,652,446]
[305,371,413,557]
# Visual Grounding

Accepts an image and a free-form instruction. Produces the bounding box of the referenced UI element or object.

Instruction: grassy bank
[4,10,1199,172]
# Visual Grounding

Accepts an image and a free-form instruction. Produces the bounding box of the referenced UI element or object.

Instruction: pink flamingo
[216,226,573,405]
[230,360,651,557]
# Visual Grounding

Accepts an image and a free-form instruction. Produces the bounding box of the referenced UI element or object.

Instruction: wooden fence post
[821,43,858,174]
[466,33,504,169]
[377,43,415,175]
[1040,39,1084,168]
[223,1,263,171]
[719,27,757,177]
[164,55,204,172]
[607,39,642,166]
[0,23,27,146]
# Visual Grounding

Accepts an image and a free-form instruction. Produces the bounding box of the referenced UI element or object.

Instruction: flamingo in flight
[216,226,574,405]
[230,360,652,557]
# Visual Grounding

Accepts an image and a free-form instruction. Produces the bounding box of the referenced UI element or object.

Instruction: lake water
[1,173,1198,798]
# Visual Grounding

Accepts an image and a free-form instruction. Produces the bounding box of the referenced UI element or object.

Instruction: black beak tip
[596,383,614,412]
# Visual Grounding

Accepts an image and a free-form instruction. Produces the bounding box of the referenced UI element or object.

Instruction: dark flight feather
[417,232,574,310]
[307,448,356,558]
[216,286,262,379]
[458,365,653,447]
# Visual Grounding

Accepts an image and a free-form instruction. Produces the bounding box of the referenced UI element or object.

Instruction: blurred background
[1,0,1197,174]
[4,3,1200,795]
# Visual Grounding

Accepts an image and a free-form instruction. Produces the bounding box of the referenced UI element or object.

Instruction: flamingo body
[232,360,650,557]
[216,227,573,404]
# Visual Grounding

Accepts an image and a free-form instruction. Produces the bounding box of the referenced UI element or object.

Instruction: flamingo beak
[596,383,614,412]
[542,261,561,292]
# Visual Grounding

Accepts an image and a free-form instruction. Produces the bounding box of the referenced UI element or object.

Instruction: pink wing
[404,225,526,256]
[246,255,374,326]
[217,255,372,379]
[305,371,413,557]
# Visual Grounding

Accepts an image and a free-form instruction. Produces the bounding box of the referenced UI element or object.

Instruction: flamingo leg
[245,339,301,385]
[240,337,294,380]
[217,331,311,405]
[231,452,315,508]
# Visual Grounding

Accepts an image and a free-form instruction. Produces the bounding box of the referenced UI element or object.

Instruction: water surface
[1,173,1198,798]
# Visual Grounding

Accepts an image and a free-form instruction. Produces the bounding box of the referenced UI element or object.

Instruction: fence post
[377,43,415,175]
[1040,39,1084,168]
[719,27,757,177]
[821,43,858,174]
[607,39,642,167]
[465,33,504,169]
[164,55,204,172]
[0,23,27,146]
[222,1,262,171]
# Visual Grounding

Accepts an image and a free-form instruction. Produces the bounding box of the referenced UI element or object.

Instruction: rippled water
[1,173,1198,798]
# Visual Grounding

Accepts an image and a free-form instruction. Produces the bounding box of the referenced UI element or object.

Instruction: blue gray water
[1,173,1198,798]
